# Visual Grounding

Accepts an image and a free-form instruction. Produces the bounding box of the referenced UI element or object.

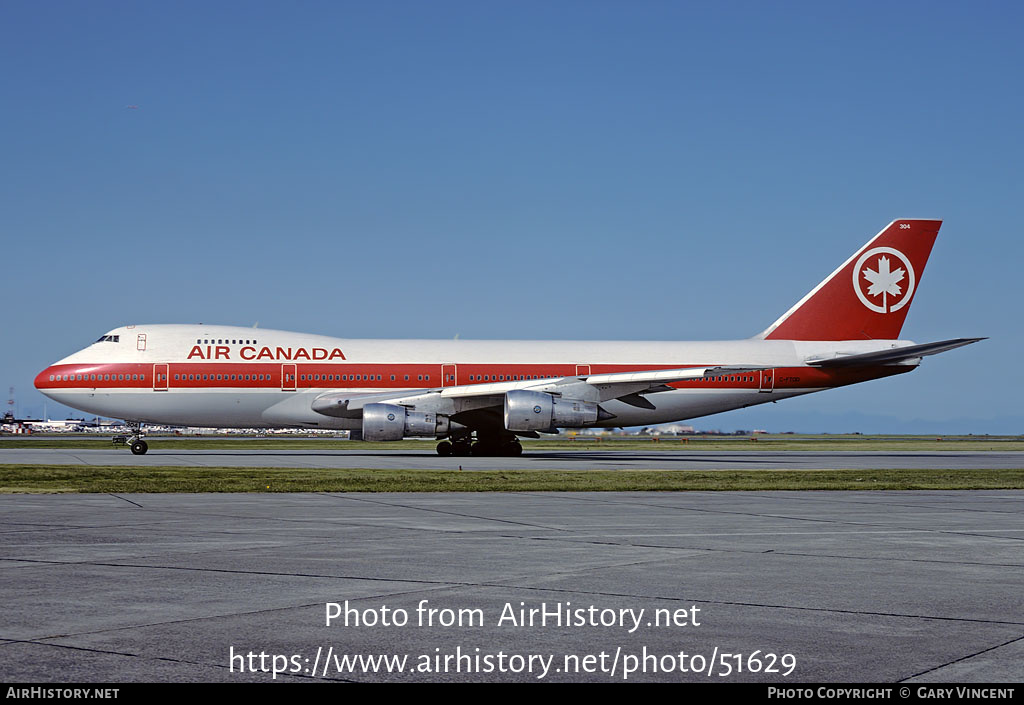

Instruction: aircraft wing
[441,366,713,399]
[311,366,719,418]
[805,337,985,368]
[312,340,982,421]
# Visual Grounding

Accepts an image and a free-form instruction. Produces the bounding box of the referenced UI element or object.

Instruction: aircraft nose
[35,364,59,395]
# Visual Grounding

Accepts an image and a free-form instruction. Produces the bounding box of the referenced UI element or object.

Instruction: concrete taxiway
[1,491,1022,682]
[1,447,1022,470]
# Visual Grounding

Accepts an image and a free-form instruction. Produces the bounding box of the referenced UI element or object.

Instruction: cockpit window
[95,335,120,343]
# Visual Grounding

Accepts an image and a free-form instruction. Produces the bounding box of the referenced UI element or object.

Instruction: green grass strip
[2,465,1023,493]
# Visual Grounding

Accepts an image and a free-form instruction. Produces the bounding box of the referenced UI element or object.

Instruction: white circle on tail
[853,247,915,313]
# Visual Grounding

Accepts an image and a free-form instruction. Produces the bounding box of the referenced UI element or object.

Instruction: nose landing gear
[113,422,148,455]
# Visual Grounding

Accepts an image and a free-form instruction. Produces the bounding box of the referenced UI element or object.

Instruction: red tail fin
[759,219,941,341]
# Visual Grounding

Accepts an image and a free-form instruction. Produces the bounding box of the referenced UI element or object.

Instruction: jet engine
[503,390,599,432]
[362,403,450,441]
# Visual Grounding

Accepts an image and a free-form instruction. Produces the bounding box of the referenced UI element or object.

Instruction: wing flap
[312,367,719,417]
[312,365,771,418]
[584,368,709,385]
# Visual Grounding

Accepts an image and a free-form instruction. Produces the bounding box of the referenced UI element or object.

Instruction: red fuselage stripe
[35,362,910,391]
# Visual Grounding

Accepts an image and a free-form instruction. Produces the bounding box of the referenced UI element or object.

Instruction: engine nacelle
[503,390,599,432]
[362,403,450,441]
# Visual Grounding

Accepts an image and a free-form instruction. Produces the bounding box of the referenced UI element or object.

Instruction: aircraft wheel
[452,441,472,457]
[436,441,452,456]
[130,440,148,455]
[472,441,500,457]
[504,441,523,457]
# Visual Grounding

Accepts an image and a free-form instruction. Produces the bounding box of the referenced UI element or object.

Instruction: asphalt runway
[0,447,1021,470]
[1,491,1022,682]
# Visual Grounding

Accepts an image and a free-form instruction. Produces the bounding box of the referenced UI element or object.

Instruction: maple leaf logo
[863,256,905,299]
[853,247,916,314]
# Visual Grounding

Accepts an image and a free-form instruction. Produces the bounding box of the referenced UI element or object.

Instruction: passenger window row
[197,339,257,345]
[301,374,385,381]
[469,374,555,381]
[173,374,268,381]
[50,373,141,381]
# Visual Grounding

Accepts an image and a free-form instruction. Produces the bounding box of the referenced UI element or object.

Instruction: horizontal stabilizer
[805,337,985,367]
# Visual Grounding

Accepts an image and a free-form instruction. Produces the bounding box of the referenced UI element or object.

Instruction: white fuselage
[36,324,915,431]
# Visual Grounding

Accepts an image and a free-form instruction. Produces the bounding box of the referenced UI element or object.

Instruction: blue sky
[2,1,1021,432]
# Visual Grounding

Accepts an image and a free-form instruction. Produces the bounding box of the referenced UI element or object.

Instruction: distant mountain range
[689,408,1024,436]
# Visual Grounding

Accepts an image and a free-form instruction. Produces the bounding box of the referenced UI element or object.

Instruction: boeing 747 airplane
[36,219,982,456]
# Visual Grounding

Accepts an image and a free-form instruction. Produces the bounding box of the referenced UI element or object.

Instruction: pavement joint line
[512,528,1024,538]
[534,495,936,529]
[923,529,1024,543]
[264,508,1024,543]
[12,535,1022,585]
[6,553,720,643]
[0,537,367,566]
[0,522,79,529]
[0,555,674,595]
[739,492,1024,515]
[462,583,1024,628]
[106,493,144,508]
[0,532,655,573]
[12,551,730,642]
[517,492,1024,538]
[0,524,236,537]
[9,552,725,643]
[0,520,196,535]
[0,548,683,595]
[13,584,460,643]
[514,534,1024,568]
[7,525,1024,569]
[4,555,1023,628]
[321,492,571,532]
[86,501,571,532]
[0,516,554,538]
[897,632,1024,682]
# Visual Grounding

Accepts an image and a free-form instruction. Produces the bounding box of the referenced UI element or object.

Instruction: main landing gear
[112,423,148,455]
[436,434,523,457]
